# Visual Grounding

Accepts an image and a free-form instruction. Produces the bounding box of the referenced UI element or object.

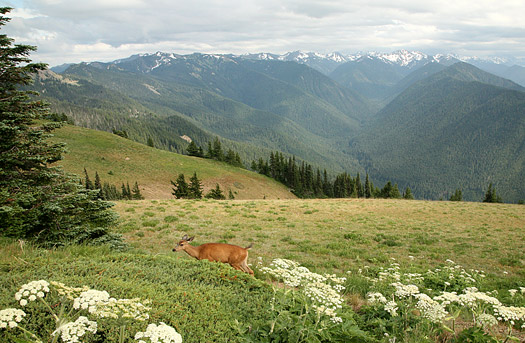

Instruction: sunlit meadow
[115,198,524,279]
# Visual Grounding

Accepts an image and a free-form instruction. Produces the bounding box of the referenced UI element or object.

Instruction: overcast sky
[4,0,525,67]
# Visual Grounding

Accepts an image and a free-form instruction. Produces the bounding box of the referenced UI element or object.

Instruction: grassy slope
[115,198,524,279]
[1,199,523,342]
[0,243,272,343]
[51,124,295,200]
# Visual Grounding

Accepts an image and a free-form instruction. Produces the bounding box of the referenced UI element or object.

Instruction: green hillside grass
[50,124,295,200]
[1,198,523,342]
[114,198,524,278]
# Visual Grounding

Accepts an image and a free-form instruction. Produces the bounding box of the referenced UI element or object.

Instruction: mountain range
[38,50,525,202]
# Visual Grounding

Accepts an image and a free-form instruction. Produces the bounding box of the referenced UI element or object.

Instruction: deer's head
[172,234,194,252]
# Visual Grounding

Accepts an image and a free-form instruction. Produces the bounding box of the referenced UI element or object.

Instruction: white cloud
[3,0,524,66]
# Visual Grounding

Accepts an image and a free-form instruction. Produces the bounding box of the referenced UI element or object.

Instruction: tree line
[186,137,243,168]
[250,151,414,199]
[83,168,144,200]
[170,172,234,200]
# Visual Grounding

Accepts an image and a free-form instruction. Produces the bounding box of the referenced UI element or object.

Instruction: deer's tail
[245,243,254,250]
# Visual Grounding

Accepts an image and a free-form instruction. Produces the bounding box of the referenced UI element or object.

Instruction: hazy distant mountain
[239,50,525,92]
[41,51,525,202]
[349,62,525,201]
[43,52,375,172]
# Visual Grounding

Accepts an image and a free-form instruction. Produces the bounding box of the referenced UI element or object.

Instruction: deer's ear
[188,236,195,242]
[182,234,189,240]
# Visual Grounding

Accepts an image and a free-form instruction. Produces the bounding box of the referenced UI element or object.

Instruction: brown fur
[173,236,254,275]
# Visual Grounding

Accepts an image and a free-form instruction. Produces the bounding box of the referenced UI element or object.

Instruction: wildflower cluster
[51,281,90,300]
[15,280,50,306]
[52,316,97,343]
[362,259,525,340]
[258,258,346,323]
[73,289,111,313]
[0,308,26,329]
[1,280,182,343]
[135,322,183,343]
[413,293,447,324]
[94,298,151,321]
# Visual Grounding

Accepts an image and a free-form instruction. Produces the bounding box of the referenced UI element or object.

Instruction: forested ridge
[28,52,525,202]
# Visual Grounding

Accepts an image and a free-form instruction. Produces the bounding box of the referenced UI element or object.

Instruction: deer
[172,235,254,275]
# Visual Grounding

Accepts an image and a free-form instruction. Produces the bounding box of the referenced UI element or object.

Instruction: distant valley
[32,50,525,202]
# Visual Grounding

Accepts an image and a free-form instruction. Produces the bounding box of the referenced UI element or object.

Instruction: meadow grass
[51,124,294,200]
[1,198,523,342]
[115,198,524,284]
[0,241,272,343]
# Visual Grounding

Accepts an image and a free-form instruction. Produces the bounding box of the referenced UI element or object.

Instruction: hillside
[50,124,296,200]
[350,63,525,202]
[34,53,525,202]
[36,59,369,172]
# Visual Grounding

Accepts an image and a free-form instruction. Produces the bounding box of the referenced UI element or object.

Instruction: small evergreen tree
[205,141,214,159]
[94,171,103,199]
[228,189,235,200]
[188,172,203,199]
[171,174,189,199]
[84,168,94,190]
[147,137,154,148]
[131,182,144,200]
[364,173,372,198]
[205,184,226,200]
[483,183,503,203]
[121,183,129,199]
[212,137,224,161]
[391,183,402,199]
[186,141,201,157]
[449,189,462,201]
[112,129,128,139]
[355,173,363,198]
[403,187,414,200]
[380,182,393,198]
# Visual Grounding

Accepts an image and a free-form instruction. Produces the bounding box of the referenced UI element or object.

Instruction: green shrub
[0,243,274,343]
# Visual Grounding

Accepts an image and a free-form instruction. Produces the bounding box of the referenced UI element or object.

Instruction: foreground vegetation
[2,198,523,342]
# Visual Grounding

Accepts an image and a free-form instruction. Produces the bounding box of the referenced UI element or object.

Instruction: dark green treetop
[0,8,119,245]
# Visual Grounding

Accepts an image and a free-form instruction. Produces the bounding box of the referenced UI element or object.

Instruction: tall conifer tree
[0,8,117,242]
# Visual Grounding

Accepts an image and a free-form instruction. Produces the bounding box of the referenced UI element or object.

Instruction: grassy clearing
[115,198,524,282]
[50,124,295,200]
[1,198,523,342]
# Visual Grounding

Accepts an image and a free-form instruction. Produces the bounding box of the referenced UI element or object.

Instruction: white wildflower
[508,289,518,297]
[414,293,447,324]
[367,292,387,304]
[391,282,419,298]
[384,301,398,317]
[434,292,460,305]
[0,308,26,329]
[15,280,50,306]
[260,258,345,323]
[134,322,182,343]
[73,289,112,313]
[52,316,97,343]
[304,282,343,310]
[93,298,151,321]
[477,313,498,328]
[456,289,501,310]
[50,281,90,300]
[493,305,525,325]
